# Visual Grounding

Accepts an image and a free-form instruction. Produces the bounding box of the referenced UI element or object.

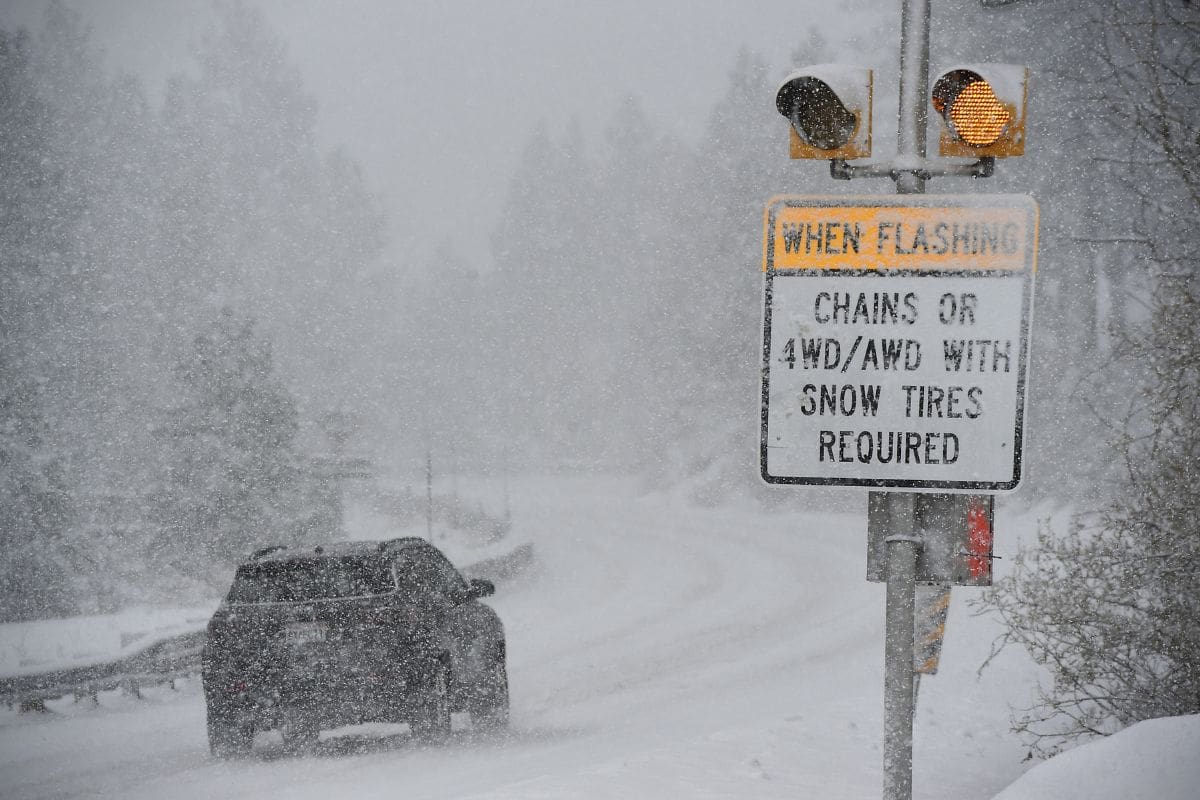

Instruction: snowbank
[992,715,1200,800]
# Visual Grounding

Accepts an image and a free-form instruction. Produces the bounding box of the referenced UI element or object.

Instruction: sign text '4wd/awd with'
[760,195,1038,491]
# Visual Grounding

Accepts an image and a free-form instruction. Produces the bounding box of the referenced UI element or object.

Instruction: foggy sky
[0,0,886,266]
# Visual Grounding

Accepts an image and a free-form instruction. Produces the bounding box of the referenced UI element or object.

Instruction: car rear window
[227,557,394,604]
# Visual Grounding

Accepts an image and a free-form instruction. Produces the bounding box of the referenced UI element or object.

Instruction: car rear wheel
[207,709,254,758]
[280,709,320,755]
[411,661,451,745]
[470,645,510,731]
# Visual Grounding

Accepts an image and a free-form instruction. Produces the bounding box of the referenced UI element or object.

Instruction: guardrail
[1,629,207,711]
[2,542,535,713]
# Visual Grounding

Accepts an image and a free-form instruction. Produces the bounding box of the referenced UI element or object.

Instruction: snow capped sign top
[759,194,1038,490]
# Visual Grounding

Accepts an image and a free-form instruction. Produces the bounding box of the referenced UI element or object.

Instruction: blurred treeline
[1,1,386,617]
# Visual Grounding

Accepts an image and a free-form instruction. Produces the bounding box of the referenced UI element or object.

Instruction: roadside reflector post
[913,584,952,676]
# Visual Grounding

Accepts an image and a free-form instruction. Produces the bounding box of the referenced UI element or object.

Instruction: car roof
[246,537,431,565]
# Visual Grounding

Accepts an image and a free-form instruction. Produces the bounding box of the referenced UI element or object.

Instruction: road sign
[760,194,1037,490]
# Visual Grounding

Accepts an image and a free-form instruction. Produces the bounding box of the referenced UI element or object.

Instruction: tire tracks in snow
[504,482,877,727]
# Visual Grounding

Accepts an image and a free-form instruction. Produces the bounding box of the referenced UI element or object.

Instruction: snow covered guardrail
[1,540,535,713]
[0,629,207,711]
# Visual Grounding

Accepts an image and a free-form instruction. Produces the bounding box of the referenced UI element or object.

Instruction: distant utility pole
[450,441,459,528]
[503,471,511,525]
[426,448,433,542]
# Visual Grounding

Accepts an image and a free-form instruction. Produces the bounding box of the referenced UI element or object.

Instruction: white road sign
[760,195,1038,490]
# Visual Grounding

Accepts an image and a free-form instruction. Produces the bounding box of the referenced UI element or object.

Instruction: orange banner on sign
[764,202,1033,272]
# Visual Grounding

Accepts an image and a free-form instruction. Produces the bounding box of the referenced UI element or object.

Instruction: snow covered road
[0,477,1036,799]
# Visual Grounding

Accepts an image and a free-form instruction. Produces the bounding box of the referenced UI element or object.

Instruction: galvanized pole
[881,492,919,800]
[882,2,931,799]
[896,0,930,196]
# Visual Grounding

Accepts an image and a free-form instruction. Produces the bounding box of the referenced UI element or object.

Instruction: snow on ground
[0,476,1185,798]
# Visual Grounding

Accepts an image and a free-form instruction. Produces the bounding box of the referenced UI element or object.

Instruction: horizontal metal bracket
[830,156,995,181]
[884,534,925,546]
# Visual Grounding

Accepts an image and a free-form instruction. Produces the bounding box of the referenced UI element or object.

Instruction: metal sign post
[881,499,919,800]
[885,6,929,796]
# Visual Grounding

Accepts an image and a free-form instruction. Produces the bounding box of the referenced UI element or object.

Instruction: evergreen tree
[0,26,79,620]
[150,310,324,579]
[157,0,386,395]
[489,121,599,461]
[0,359,75,621]
[652,49,793,490]
[30,2,163,491]
[589,97,689,468]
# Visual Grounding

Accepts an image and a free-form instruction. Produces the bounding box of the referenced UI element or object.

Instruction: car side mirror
[465,578,495,601]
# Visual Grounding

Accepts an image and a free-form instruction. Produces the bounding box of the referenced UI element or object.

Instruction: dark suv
[201,538,508,757]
